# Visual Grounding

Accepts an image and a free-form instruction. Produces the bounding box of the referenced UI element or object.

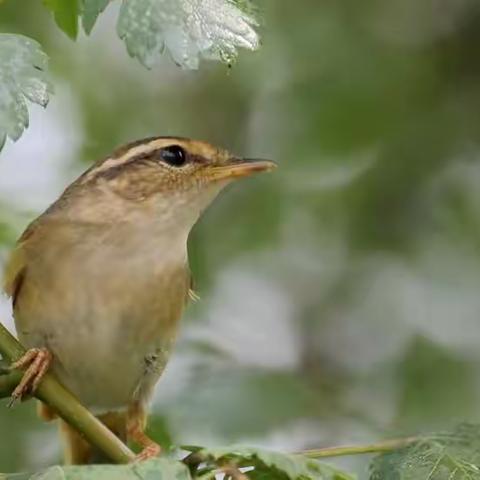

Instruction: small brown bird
[3,137,275,464]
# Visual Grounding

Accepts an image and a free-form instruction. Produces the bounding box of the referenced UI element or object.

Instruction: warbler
[3,137,275,463]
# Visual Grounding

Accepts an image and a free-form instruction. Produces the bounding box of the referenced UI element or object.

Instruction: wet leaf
[0,34,52,151]
[117,0,260,69]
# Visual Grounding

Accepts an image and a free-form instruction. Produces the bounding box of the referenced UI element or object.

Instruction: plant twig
[1,319,420,467]
[299,436,419,459]
[0,322,136,464]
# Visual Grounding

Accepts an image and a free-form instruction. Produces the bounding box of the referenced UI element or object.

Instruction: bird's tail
[39,402,127,465]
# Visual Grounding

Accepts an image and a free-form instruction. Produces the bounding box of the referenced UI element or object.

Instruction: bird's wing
[3,221,36,304]
[3,243,27,307]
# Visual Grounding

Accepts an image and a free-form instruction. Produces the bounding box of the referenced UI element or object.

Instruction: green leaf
[1,458,192,480]
[43,0,79,39]
[183,445,354,480]
[0,34,52,151]
[370,423,480,480]
[116,0,260,69]
[82,0,111,34]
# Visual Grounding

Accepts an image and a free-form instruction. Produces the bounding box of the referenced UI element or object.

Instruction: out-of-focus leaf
[0,222,17,245]
[165,368,321,439]
[0,34,51,151]
[0,458,191,480]
[370,423,480,480]
[43,0,79,39]
[116,0,260,69]
[82,0,110,34]
[395,336,477,430]
[0,400,50,473]
[146,414,174,452]
[184,444,354,480]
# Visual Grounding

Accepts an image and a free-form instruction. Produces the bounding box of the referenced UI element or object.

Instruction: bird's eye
[159,145,187,167]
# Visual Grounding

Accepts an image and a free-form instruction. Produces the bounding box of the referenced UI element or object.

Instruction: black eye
[159,145,187,167]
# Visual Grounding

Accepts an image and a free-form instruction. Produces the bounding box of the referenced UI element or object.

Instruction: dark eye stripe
[83,147,209,183]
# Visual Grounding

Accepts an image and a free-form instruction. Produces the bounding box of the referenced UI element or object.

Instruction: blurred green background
[1,0,480,477]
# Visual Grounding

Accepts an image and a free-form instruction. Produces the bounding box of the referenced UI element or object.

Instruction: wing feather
[3,244,27,306]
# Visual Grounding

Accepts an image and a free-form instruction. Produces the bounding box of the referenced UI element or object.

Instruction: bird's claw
[8,348,52,407]
[134,443,161,462]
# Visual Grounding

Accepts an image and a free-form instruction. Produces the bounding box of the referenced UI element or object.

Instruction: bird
[2,136,275,464]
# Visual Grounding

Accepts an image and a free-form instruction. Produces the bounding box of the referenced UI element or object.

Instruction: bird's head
[68,137,276,234]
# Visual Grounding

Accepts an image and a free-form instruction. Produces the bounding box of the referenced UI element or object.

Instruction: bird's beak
[207,158,277,182]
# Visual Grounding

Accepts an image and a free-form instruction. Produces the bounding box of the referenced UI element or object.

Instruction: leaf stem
[0,322,136,464]
[300,437,418,459]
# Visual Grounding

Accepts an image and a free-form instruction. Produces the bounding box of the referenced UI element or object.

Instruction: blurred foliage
[395,337,478,431]
[0,398,51,473]
[163,367,322,439]
[1,0,480,478]
[43,0,79,39]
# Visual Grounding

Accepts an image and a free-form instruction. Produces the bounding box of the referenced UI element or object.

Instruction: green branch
[299,437,418,459]
[0,322,136,464]
[0,319,419,469]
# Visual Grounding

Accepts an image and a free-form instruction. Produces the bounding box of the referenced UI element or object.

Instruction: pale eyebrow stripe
[80,140,171,184]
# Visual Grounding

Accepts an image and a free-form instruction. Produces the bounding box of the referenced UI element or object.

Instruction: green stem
[300,437,418,459]
[0,322,136,464]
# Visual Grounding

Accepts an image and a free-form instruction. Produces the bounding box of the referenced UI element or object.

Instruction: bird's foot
[127,402,161,462]
[135,443,162,462]
[8,348,52,406]
[127,416,161,462]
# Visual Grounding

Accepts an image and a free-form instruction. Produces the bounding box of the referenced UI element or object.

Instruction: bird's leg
[8,348,52,406]
[127,402,161,461]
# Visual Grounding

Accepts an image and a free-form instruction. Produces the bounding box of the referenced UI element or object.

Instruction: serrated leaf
[43,0,79,39]
[370,423,480,480]
[184,445,354,480]
[1,458,192,480]
[82,0,111,34]
[0,34,52,151]
[116,0,260,69]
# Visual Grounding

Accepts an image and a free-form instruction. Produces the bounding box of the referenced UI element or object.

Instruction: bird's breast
[15,224,190,411]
